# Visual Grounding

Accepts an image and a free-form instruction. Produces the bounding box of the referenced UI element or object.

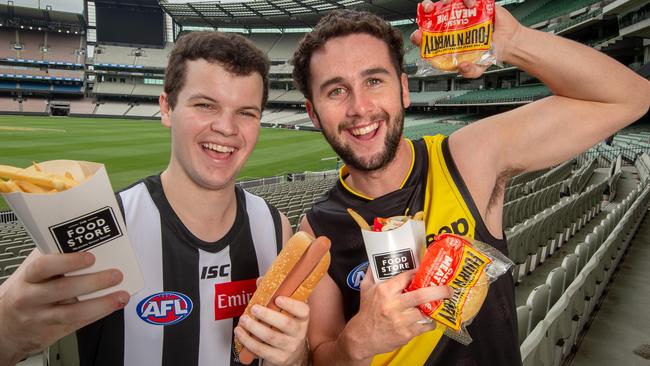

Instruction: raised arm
[412,1,650,235]
[450,5,650,177]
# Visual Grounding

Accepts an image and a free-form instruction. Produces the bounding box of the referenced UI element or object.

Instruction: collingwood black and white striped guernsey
[77,175,283,366]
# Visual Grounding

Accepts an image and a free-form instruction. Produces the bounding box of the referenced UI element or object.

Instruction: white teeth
[350,122,379,136]
[202,143,235,153]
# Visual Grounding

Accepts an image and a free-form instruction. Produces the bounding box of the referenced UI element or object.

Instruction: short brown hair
[164,31,270,109]
[291,9,405,100]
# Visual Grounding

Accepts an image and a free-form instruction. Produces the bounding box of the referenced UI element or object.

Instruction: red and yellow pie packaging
[416,0,497,75]
[405,233,512,344]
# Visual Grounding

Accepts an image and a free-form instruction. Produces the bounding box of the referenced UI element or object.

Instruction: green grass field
[0,115,336,211]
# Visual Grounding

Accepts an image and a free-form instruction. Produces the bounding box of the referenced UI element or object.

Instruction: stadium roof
[0,3,85,31]
[159,0,420,29]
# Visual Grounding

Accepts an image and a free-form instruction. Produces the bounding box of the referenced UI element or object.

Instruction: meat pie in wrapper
[416,0,497,75]
[405,233,513,344]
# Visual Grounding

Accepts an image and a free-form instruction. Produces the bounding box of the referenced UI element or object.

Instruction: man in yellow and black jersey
[290,0,650,365]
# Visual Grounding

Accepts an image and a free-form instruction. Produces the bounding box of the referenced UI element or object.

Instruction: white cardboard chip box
[2,160,144,300]
[361,219,427,282]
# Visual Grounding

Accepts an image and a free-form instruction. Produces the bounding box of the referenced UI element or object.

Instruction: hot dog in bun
[235,231,331,364]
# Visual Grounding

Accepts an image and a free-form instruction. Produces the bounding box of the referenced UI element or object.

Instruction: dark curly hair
[164,31,270,109]
[291,9,405,100]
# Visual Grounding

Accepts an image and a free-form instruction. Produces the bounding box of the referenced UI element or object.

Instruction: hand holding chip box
[0,160,144,300]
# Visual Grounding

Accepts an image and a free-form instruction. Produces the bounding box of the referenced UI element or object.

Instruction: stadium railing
[0,211,17,223]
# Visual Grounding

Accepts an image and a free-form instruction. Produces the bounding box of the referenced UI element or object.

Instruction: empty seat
[574,243,588,273]
[520,320,549,366]
[526,283,551,332]
[546,267,566,309]
[517,305,531,345]
[544,294,572,366]
[3,264,19,276]
[0,256,26,273]
[561,253,578,287]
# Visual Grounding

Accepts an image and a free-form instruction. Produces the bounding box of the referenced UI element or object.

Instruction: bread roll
[235,232,331,364]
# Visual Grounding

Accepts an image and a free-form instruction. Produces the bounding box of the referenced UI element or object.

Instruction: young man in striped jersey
[291,0,650,365]
[0,32,310,366]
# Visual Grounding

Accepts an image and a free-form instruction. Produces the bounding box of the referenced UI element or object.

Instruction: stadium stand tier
[126,103,160,117]
[0,96,19,112]
[20,98,48,113]
[94,101,131,116]
[93,43,172,69]
[437,84,552,105]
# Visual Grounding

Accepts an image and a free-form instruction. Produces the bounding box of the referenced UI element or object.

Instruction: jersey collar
[338,138,416,201]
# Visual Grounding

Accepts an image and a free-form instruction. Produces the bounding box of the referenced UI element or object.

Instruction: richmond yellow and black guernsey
[306,135,522,366]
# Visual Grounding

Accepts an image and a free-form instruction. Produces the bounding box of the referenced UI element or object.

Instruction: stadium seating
[409,90,469,106]
[545,266,565,308]
[401,115,475,139]
[0,221,34,285]
[0,30,83,63]
[273,90,305,104]
[439,85,552,105]
[517,305,531,345]
[47,69,84,79]
[94,43,172,68]
[126,103,160,117]
[507,0,553,22]
[520,0,602,27]
[131,83,162,97]
[261,109,310,126]
[135,44,173,69]
[519,180,650,366]
[249,33,282,53]
[94,45,135,65]
[16,30,42,60]
[245,177,337,230]
[267,90,288,103]
[0,30,16,59]
[20,98,48,113]
[94,101,131,116]
[0,97,19,112]
[267,33,304,61]
[46,32,84,63]
[69,100,97,115]
[0,66,47,77]
[526,283,551,334]
[94,82,135,96]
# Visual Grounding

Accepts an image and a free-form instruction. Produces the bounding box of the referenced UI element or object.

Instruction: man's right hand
[0,251,129,366]
[340,269,451,361]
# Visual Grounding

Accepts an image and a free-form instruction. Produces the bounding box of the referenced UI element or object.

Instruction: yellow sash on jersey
[369,135,479,366]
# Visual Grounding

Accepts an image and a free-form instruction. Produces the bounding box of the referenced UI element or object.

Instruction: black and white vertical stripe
[78,176,282,366]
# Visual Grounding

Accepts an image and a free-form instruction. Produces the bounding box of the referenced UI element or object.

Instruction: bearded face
[314,107,405,172]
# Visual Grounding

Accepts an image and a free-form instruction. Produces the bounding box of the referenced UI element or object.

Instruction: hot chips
[14,180,49,194]
[32,161,42,172]
[347,208,425,232]
[0,162,79,194]
[347,208,370,230]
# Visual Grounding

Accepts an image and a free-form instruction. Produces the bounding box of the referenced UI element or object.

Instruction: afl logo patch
[346,261,368,291]
[136,291,193,326]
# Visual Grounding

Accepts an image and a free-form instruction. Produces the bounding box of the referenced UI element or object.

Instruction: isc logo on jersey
[346,261,368,291]
[136,291,193,326]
